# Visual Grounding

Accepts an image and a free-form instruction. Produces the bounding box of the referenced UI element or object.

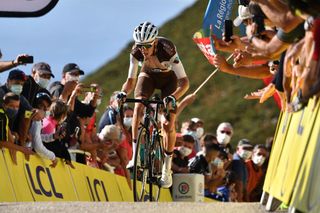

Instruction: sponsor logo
[178,182,189,194]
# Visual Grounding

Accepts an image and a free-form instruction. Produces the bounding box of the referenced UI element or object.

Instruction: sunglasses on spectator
[137,43,153,49]
[220,130,232,135]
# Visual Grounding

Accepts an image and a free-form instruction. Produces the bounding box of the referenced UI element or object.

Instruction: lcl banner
[0,0,58,17]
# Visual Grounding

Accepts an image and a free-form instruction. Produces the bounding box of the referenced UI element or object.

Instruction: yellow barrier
[0,147,174,202]
[0,149,16,202]
[264,97,320,210]
[290,100,320,213]
[2,149,34,201]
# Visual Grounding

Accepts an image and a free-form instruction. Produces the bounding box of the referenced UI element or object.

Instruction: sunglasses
[220,130,232,135]
[136,43,153,49]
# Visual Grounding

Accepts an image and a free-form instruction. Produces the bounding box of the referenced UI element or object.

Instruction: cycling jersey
[127,37,187,79]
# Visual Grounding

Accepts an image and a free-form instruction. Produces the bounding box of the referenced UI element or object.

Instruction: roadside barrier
[263,97,320,212]
[0,148,173,202]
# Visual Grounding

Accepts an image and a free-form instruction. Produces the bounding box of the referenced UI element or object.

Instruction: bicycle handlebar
[125,98,164,106]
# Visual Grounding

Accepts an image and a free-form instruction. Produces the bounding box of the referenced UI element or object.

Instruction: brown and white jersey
[127,37,187,79]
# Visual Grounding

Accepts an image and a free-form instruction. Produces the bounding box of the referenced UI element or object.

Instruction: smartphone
[224,20,233,42]
[238,0,249,6]
[18,56,34,64]
[253,16,265,35]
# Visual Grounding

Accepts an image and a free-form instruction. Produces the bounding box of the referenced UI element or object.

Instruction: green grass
[84,0,280,147]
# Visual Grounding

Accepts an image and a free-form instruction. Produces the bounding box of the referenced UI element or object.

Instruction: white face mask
[10,84,23,95]
[178,146,192,157]
[212,157,224,168]
[35,75,50,88]
[196,127,204,139]
[217,133,231,145]
[252,154,266,166]
[65,73,80,82]
[123,117,132,129]
[239,149,253,160]
[96,99,102,106]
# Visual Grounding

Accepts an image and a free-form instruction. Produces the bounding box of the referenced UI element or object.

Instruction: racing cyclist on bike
[119,21,189,188]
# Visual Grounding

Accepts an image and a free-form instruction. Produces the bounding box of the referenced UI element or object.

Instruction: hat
[233,5,254,27]
[63,63,85,75]
[238,138,253,148]
[191,117,203,124]
[32,62,55,78]
[99,125,121,141]
[8,69,27,81]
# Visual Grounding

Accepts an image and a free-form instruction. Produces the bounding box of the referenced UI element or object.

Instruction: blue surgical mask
[10,84,23,95]
[6,108,19,120]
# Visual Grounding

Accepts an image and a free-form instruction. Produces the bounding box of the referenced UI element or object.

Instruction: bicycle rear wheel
[133,127,149,201]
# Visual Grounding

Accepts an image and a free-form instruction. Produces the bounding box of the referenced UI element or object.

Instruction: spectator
[228,138,253,202]
[216,122,234,155]
[22,62,54,107]
[48,63,96,117]
[98,124,131,189]
[189,142,221,194]
[207,171,238,202]
[0,93,33,163]
[191,117,205,141]
[246,144,268,202]
[172,134,195,173]
[120,104,134,161]
[41,100,74,168]
[28,92,57,167]
[98,91,120,132]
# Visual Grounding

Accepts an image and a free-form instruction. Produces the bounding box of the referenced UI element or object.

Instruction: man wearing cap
[48,63,98,150]
[22,62,54,107]
[228,138,253,202]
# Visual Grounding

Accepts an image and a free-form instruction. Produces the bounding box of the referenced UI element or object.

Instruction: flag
[203,0,235,38]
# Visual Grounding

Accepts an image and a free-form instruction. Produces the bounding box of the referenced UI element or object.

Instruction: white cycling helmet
[133,21,158,44]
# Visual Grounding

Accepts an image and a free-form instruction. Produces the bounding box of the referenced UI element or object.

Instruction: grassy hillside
[84,0,280,146]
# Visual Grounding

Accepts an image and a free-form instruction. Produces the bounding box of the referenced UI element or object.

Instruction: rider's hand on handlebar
[116,91,127,103]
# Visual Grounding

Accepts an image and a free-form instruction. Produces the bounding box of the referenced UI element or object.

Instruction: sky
[0,0,195,83]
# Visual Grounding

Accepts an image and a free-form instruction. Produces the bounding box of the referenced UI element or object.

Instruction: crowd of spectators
[0,0,318,202]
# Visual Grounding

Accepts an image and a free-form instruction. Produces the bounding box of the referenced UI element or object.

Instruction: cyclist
[119,21,189,188]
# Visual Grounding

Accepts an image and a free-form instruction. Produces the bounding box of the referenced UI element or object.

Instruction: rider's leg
[160,112,176,188]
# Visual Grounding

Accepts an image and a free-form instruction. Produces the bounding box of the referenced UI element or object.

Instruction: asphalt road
[0,202,286,213]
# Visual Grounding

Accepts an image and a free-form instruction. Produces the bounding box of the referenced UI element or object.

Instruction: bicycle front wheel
[133,127,149,201]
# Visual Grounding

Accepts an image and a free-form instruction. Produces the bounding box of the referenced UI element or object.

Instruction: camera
[18,56,34,64]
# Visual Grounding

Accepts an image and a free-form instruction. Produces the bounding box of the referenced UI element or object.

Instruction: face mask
[10,84,23,95]
[5,108,19,120]
[123,117,132,129]
[252,154,266,166]
[239,150,253,160]
[66,74,80,82]
[196,127,204,139]
[36,77,50,88]
[212,157,224,168]
[217,133,231,145]
[178,146,192,157]
[45,111,50,118]
[96,99,102,106]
